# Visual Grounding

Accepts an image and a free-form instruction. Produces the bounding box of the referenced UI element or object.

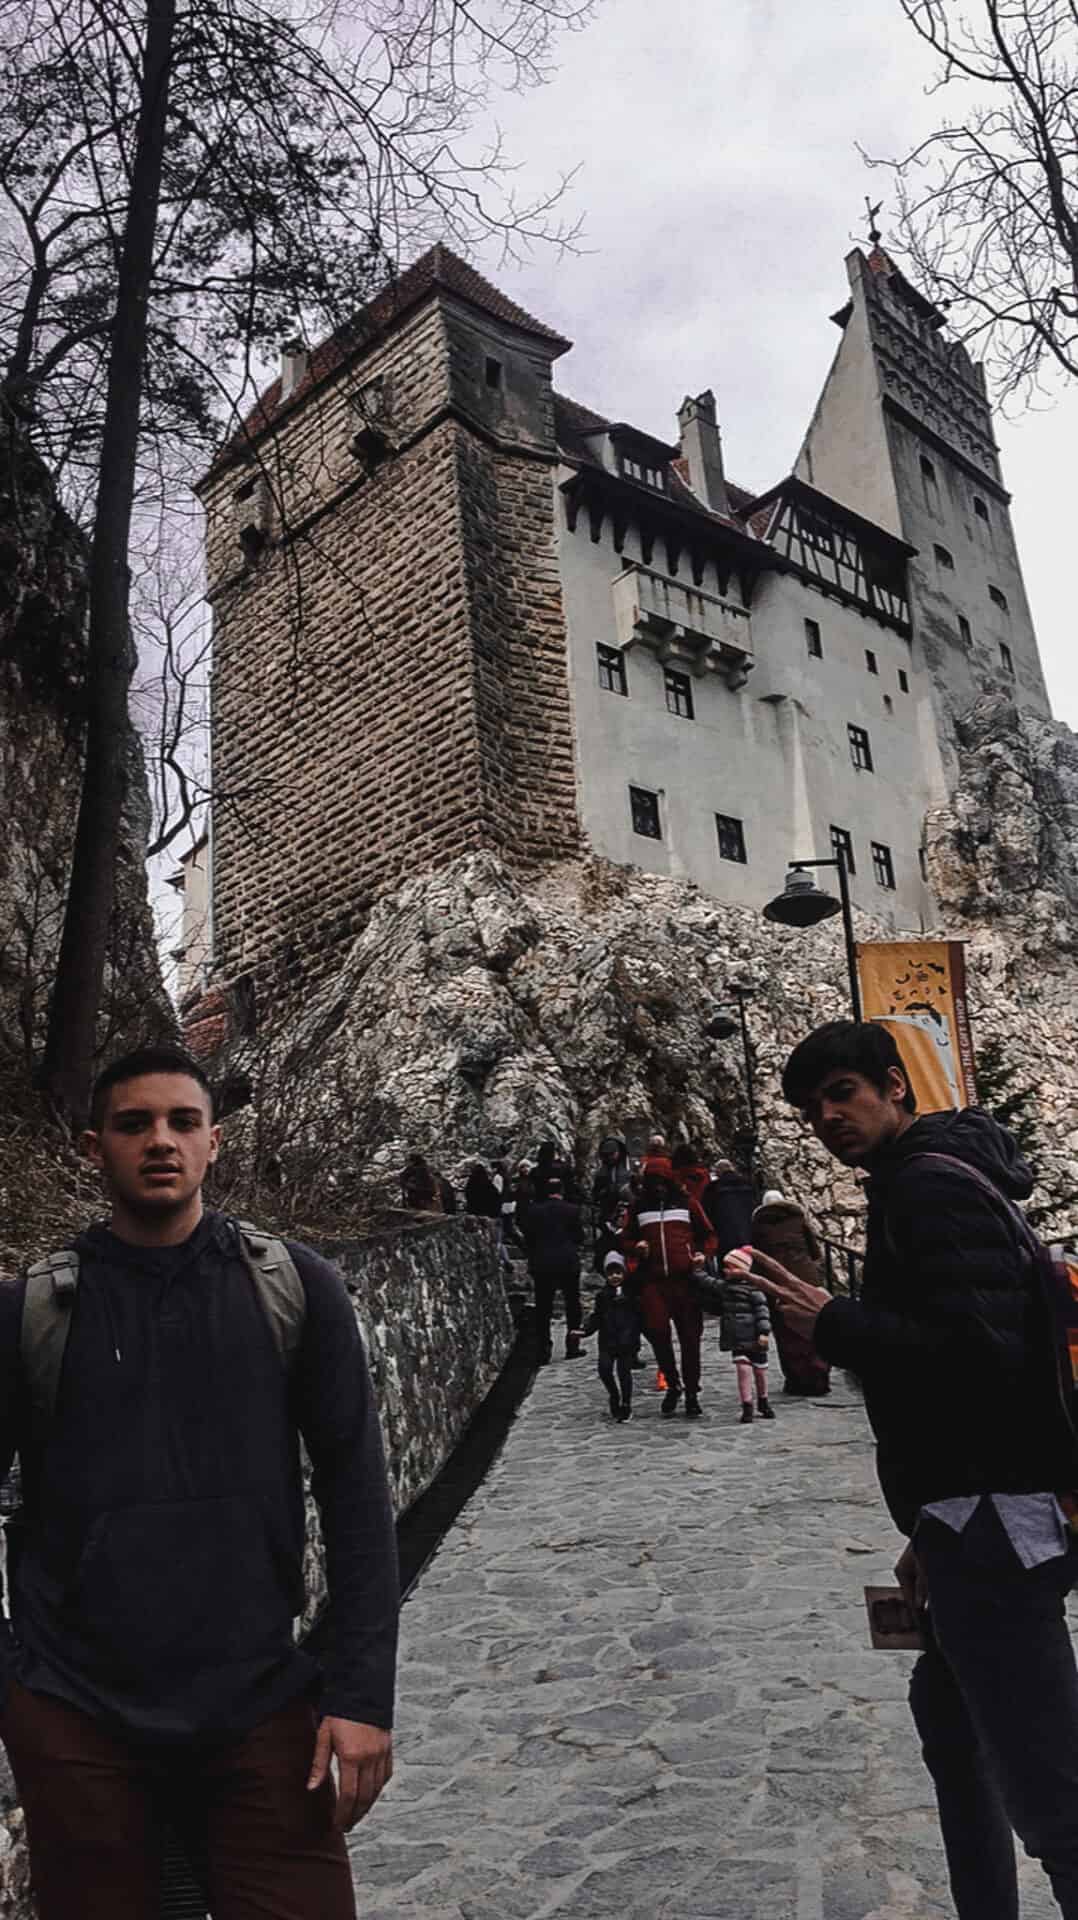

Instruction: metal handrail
[820,1237,865,1299]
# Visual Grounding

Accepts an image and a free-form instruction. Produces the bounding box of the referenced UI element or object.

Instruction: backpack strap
[21,1249,81,1417]
[232,1221,306,1367]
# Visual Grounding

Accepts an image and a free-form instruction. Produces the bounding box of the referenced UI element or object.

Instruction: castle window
[1000,642,1015,678]
[865,649,878,675]
[485,357,503,390]
[830,825,855,876]
[934,544,954,571]
[848,724,874,772]
[621,454,666,491]
[989,584,1009,612]
[716,814,747,864]
[630,786,661,840]
[919,845,929,882]
[898,668,909,693]
[805,618,823,659]
[234,476,257,503]
[871,842,896,890]
[597,645,628,696]
[664,669,694,719]
[920,455,939,509]
[958,614,972,646]
[973,495,989,524]
[798,509,834,555]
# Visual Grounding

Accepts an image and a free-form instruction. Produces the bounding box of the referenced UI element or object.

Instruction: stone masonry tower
[797,245,1050,793]
[198,248,580,996]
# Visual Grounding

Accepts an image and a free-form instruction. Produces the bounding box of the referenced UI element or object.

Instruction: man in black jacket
[522,1178,584,1362]
[0,1046,398,1920]
[753,1021,1078,1920]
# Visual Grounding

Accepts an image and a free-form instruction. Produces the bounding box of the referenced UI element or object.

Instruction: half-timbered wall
[557,469,937,928]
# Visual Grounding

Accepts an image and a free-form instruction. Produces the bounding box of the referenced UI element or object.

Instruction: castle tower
[197,247,580,995]
[796,246,1051,786]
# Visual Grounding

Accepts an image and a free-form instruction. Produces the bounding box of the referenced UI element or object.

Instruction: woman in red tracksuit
[622,1169,717,1418]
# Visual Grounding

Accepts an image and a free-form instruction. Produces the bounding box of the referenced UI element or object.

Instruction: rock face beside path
[351,1349,1062,1919]
[218,742,1078,1239]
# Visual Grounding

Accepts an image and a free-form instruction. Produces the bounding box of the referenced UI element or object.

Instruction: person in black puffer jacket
[583,1253,642,1423]
[755,1020,1078,1920]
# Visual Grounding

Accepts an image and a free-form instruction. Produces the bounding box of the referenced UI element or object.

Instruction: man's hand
[894,1540,928,1615]
[750,1249,833,1344]
[308,1716,394,1831]
[635,1239,649,1257]
[690,1252,706,1268]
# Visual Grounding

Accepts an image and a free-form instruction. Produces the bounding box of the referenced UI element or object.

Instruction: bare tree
[884,0,1078,398]
[0,0,592,1119]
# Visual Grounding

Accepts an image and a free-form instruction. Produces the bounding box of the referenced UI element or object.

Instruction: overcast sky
[470,0,1078,725]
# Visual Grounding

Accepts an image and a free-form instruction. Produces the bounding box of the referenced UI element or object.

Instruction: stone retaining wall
[0,1212,514,1914]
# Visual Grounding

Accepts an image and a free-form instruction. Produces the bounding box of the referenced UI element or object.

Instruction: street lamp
[706,982,759,1190]
[763,855,863,1022]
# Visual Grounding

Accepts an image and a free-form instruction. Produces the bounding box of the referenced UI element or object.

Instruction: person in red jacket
[642,1133,674,1182]
[622,1169,717,1417]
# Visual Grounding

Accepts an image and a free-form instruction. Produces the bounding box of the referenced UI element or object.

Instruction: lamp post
[706,982,759,1190]
[762,854,863,1022]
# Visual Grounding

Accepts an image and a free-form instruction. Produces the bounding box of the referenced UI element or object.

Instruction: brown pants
[0,1680,356,1919]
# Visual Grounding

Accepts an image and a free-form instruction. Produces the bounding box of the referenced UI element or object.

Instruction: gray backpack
[21,1219,306,1417]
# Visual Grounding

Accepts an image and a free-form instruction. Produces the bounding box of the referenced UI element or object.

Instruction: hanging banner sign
[855,940,977,1114]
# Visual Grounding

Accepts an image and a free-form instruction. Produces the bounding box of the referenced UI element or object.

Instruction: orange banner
[855,940,976,1114]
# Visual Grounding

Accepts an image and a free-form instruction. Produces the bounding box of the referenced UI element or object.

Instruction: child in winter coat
[583,1252,642,1423]
[721,1245,774,1423]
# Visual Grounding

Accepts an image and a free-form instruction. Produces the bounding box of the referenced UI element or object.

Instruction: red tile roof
[206,243,572,479]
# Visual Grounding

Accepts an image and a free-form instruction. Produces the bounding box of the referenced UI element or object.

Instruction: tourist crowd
[399,1129,832,1426]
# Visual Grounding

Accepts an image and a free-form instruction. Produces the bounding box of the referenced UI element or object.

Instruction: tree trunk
[41,0,177,1124]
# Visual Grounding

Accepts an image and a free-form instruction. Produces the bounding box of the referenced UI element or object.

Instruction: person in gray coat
[719,1247,774,1423]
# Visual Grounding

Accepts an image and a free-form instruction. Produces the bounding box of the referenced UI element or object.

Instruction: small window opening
[848,723,873,772]
[865,649,878,675]
[871,842,896,890]
[597,644,627,696]
[716,815,747,864]
[805,618,823,659]
[485,357,503,390]
[664,669,694,720]
[958,615,972,646]
[830,825,855,876]
[1000,642,1015,678]
[630,787,662,840]
[934,544,954,571]
[989,584,1009,612]
[973,496,989,523]
[898,668,909,693]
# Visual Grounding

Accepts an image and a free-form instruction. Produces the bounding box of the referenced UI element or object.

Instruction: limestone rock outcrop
[214,685,1078,1248]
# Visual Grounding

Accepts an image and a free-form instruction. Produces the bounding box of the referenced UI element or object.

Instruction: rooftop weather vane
[865,197,884,247]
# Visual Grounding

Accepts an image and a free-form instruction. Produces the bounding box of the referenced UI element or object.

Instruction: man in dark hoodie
[0,1046,398,1920]
[753,1020,1078,1920]
[521,1176,584,1361]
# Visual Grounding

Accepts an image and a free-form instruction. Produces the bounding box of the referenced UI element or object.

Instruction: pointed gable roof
[204,243,571,480]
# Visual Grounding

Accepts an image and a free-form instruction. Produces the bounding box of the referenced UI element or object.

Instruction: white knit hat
[603,1250,626,1271]
[761,1189,786,1208]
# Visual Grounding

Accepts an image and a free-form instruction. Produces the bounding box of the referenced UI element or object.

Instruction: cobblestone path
[350,1341,1060,1919]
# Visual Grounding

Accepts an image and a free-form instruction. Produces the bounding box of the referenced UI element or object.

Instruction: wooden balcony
[611,564,754,687]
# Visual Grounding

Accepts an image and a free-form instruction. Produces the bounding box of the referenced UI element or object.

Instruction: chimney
[677,390,729,515]
[279,339,308,402]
